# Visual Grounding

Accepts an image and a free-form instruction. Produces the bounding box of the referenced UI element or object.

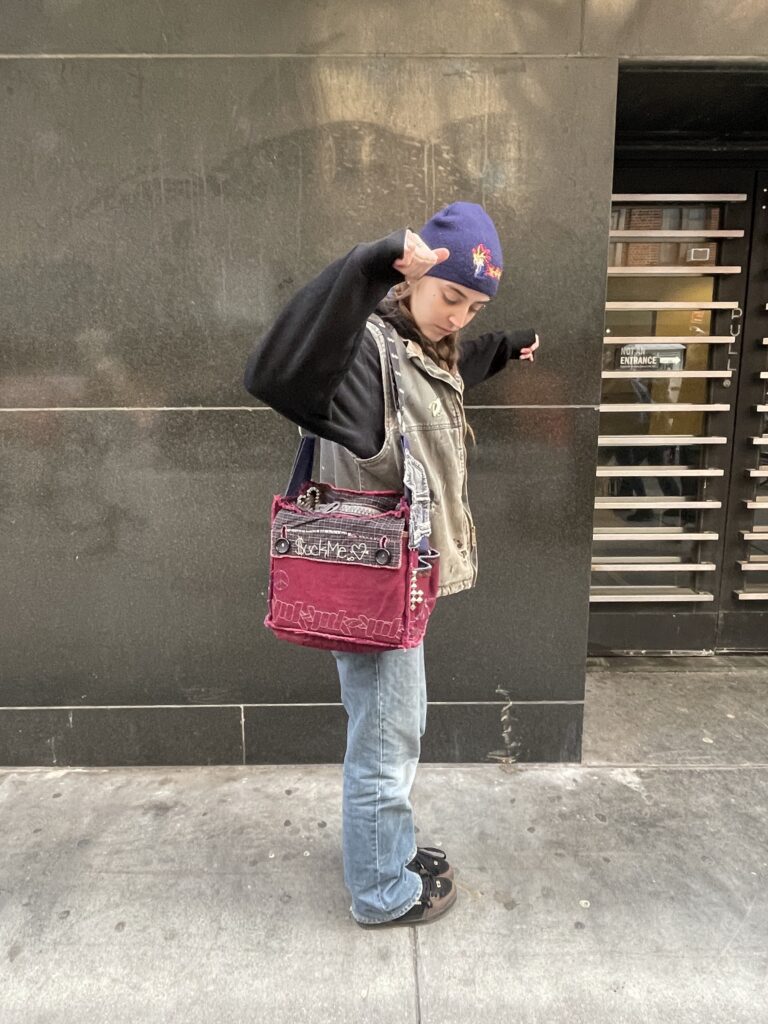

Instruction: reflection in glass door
[589,168,767,653]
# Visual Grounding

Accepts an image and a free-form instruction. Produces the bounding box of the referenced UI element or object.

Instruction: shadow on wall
[1,114,527,411]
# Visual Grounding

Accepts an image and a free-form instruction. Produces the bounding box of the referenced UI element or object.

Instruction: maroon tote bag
[264,319,440,653]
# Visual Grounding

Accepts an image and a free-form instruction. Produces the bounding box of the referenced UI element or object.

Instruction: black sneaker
[406,845,454,881]
[358,874,457,928]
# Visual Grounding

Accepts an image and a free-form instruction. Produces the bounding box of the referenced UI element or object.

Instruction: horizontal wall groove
[0,700,585,710]
[0,406,267,412]
[0,404,599,413]
[0,52,605,60]
[6,54,766,63]
[466,404,598,410]
[578,762,768,771]
[3,762,767,773]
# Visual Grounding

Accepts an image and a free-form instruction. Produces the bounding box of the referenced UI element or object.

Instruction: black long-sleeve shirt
[243,227,537,459]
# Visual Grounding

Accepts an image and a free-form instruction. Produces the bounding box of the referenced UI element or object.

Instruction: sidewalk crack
[410,927,423,1024]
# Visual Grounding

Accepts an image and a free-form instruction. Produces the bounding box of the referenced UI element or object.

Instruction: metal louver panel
[593,529,719,542]
[595,498,721,510]
[597,466,723,477]
[592,189,758,611]
[611,193,747,201]
[591,587,714,603]
[599,403,730,412]
[601,370,732,379]
[604,336,735,344]
[608,266,741,276]
[606,301,739,310]
[592,560,716,572]
[738,557,768,571]
[610,229,744,238]
[598,435,727,445]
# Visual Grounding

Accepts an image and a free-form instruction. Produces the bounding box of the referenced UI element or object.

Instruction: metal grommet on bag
[374,537,391,566]
[275,526,291,554]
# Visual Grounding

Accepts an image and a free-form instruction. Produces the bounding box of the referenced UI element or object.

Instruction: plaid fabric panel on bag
[271,506,405,569]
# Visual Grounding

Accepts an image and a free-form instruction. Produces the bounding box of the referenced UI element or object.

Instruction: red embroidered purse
[264,320,439,653]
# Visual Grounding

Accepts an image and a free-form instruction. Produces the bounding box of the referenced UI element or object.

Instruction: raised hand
[520,333,540,362]
[392,228,450,286]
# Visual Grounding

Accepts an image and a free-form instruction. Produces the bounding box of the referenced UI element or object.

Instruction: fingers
[520,336,541,361]
[392,230,450,280]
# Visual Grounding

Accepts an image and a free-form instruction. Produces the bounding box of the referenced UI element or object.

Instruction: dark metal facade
[2,3,767,765]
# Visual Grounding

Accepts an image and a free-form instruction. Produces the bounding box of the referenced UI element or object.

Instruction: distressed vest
[313,313,478,598]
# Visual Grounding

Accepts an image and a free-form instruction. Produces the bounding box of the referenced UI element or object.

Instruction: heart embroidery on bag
[350,543,368,561]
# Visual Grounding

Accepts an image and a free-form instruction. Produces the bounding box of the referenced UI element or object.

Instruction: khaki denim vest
[313,313,478,598]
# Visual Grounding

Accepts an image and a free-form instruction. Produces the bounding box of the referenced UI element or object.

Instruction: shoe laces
[413,847,446,874]
[420,873,447,908]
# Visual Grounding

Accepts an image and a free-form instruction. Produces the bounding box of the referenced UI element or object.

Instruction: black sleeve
[457,328,538,390]
[243,228,406,457]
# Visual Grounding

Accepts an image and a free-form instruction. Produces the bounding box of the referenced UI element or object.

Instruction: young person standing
[244,202,539,927]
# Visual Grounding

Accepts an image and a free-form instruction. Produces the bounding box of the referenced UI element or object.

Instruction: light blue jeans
[331,641,427,924]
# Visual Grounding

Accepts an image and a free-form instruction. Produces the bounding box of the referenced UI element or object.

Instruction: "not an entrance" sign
[615,343,685,372]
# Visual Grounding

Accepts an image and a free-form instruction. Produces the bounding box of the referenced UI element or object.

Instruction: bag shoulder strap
[366,314,407,436]
[285,433,316,498]
[285,315,409,496]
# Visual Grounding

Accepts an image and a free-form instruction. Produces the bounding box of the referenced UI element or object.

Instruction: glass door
[588,166,766,653]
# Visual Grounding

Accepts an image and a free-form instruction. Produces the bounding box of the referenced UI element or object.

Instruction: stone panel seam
[0,703,249,710]
[468,404,599,410]
[0,404,600,412]
[4,53,768,61]
[0,53,611,60]
[4,762,768,772]
[0,406,271,412]
[0,700,585,709]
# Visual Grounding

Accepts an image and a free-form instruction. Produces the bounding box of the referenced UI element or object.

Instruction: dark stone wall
[582,1,768,57]
[8,1,762,765]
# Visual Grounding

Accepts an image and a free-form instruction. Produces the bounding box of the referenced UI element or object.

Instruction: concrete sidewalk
[2,657,768,1023]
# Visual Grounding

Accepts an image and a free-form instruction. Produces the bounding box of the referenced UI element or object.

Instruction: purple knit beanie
[417,201,503,298]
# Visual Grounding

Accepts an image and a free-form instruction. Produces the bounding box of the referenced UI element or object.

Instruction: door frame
[716,167,768,649]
